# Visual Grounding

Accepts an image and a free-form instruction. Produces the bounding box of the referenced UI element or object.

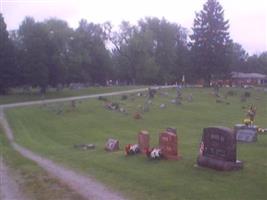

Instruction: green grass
[0,127,85,200]
[5,87,267,200]
[0,85,142,105]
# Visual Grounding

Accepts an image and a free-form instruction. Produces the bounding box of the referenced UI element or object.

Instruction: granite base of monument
[197,155,243,171]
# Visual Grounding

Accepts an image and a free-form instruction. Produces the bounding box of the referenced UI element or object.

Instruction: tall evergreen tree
[0,13,16,94]
[190,0,231,85]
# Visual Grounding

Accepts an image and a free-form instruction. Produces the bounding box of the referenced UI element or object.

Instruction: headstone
[148,88,156,99]
[197,126,243,171]
[159,131,180,160]
[170,99,176,104]
[187,93,193,102]
[71,100,76,109]
[234,124,257,142]
[213,83,220,97]
[138,130,150,154]
[166,127,177,135]
[143,100,150,112]
[160,104,166,109]
[105,138,119,151]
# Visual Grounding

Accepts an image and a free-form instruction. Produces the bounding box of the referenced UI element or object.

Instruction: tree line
[0,0,266,94]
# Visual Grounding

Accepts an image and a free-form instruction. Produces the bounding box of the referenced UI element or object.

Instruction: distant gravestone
[159,131,180,160]
[138,130,150,154]
[160,104,166,109]
[187,93,193,102]
[105,138,119,151]
[166,127,177,135]
[235,124,257,142]
[197,127,243,171]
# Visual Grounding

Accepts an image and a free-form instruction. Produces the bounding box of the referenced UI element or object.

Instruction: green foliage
[6,88,267,200]
[0,13,16,94]
[67,19,112,85]
[1,5,266,93]
[190,0,232,85]
[112,17,189,84]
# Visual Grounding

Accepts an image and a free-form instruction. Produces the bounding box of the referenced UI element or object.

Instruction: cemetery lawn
[0,127,85,200]
[0,85,141,105]
[6,87,267,200]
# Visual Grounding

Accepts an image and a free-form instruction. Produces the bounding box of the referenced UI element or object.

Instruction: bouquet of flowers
[145,147,162,159]
[258,127,267,134]
[125,144,140,155]
[243,118,252,126]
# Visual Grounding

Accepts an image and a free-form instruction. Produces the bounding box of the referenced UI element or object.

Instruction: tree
[245,52,267,74]
[111,18,189,85]
[67,19,111,85]
[18,17,50,93]
[43,18,73,87]
[110,21,138,84]
[190,0,231,85]
[228,42,248,72]
[0,13,16,94]
[139,17,188,84]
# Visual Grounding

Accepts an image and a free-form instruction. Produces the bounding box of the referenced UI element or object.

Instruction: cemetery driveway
[0,86,173,109]
[0,156,26,200]
[0,86,175,200]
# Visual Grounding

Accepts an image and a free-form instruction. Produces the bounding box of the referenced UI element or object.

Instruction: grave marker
[159,131,180,160]
[138,130,150,154]
[235,124,257,142]
[105,138,119,151]
[197,126,243,171]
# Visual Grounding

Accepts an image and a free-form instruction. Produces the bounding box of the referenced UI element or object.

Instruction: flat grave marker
[235,124,257,142]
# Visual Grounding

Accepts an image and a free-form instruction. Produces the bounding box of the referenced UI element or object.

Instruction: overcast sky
[1,0,266,55]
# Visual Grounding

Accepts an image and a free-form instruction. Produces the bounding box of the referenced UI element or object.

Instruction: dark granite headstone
[235,124,257,142]
[138,130,150,154]
[197,126,243,171]
[159,131,180,160]
[105,138,119,151]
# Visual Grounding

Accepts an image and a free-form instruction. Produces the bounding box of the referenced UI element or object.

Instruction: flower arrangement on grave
[199,141,204,155]
[244,105,256,125]
[105,102,119,110]
[257,127,267,134]
[125,144,140,155]
[243,118,252,126]
[145,147,162,159]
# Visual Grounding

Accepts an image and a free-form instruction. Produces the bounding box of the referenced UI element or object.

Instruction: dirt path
[0,108,126,200]
[0,156,26,200]
[1,85,174,109]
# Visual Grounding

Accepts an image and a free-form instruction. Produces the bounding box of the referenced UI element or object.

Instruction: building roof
[231,72,267,79]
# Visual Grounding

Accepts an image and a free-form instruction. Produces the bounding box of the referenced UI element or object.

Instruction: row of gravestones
[105,125,262,171]
[105,129,180,160]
